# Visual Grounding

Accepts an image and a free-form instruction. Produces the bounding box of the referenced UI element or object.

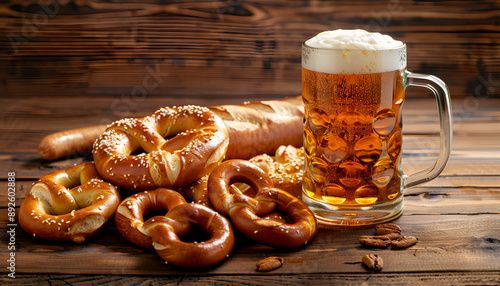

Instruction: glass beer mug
[301,30,452,225]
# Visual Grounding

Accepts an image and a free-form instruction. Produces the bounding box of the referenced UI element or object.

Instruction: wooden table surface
[1,95,500,285]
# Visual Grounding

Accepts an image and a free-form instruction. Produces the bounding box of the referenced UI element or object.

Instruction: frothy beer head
[302,29,406,74]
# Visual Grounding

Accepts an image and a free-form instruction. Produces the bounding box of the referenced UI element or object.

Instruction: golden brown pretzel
[19,162,121,243]
[176,176,213,210]
[207,160,317,248]
[176,175,280,212]
[207,160,276,218]
[115,188,191,249]
[249,145,304,197]
[93,105,229,191]
[144,203,235,268]
[231,187,318,248]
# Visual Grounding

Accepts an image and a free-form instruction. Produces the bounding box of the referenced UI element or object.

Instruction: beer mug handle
[403,71,453,189]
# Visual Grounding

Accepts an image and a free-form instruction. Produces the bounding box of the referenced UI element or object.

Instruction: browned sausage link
[38,125,108,160]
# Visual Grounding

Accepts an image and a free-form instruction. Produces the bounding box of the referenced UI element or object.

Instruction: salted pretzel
[19,162,121,243]
[208,160,317,248]
[175,176,288,214]
[249,145,304,197]
[93,105,229,191]
[175,175,286,213]
[176,176,213,210]
[207,160,276,218]
[115,188,234,268]
[115,188,191,248]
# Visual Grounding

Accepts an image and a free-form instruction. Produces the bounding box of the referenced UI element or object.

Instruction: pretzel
[249,145,304,197]
[18,162,121,243]
[145,203,235,268]
[207,160,317,248]
[115,188,191,248]
[92,105,229,191]
[38,96,303,161]
[207,160,276,218]
[176,176,214,210]
[175,175,283,212]
[116,189,234,267]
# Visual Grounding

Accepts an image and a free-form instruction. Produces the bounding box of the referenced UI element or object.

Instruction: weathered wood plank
[403,188,500,215]
[3,97,499,132]
[1,211,499,275]
[2,96,499,130]
[3,272,500,286]
[2,120,498,150]
[1,97,499,143]
[2,179,499,215]
[2,151,500,183]
[1,0,498,99]
[2,140,500,180]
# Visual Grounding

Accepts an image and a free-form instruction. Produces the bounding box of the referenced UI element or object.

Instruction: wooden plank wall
[1,0,498,100]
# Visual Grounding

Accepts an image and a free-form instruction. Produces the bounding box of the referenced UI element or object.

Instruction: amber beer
[301,30,410,225]
[301,30,453,225]
[302,68,405,208]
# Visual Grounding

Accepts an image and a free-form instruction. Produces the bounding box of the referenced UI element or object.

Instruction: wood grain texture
[1,211,499,275]
[1,97,500,281]
[1,0,498,99]
[2,273,500,286]
[2,96,500,179]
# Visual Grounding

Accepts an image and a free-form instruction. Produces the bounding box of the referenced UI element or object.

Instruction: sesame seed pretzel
[208,160,318,248]
[93,105,229,191]
[115,188,234,268]
[19,162,121,243]
[175,175,284,214]
[249,145,304,197]
[207,160,277,218]
[176,176,213,210]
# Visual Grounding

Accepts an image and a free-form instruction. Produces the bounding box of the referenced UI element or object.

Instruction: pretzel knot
[176,176,214,210]
[115,188,191,248]
[116,188,234,268]
[19,162,121,243]
[93,105,229,191]
[208,160,318,248]
[249,145,304,197]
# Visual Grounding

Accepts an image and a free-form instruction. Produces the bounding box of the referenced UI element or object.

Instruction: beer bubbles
[302,29,406,208]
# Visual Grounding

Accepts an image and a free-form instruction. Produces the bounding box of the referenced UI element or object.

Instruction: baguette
[211,96,304,159]
[39,125,108,161]
[38,96,304,161]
